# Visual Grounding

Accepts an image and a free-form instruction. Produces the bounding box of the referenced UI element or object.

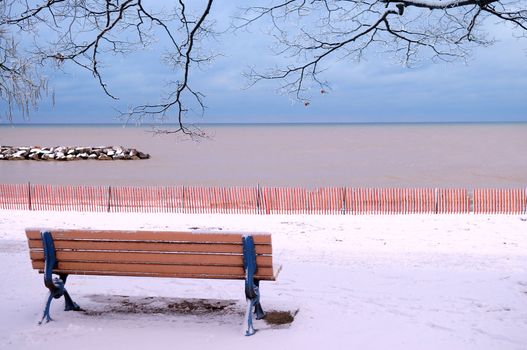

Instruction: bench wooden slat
[27,239,273,254]
[29,251,273,267]
[31,261,276,280]
[34,270,276,280]
[25,229,272,244]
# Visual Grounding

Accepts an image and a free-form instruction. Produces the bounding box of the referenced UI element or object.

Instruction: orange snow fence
[436,188,471,214]
[345,188,436,214]
[474,188,527,214]
[0,183,29,210]
[30,184,108,212]
[261,187,343,214]
[182,187,257,214]
[1,184,525,215]
[109,186,185,213]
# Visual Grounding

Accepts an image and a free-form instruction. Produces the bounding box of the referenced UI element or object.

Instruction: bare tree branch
[381,0,498,10]
[0,27,48,121]
[1,0,216,135]
[236,0,526,103]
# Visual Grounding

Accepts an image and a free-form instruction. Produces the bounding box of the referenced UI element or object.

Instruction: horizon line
[2,120,527,127]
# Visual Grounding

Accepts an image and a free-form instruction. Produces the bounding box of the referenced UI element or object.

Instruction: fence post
[256,183,261,215]
[468,189,474,213]
[349,188,355,214]
[341,187,347,215]
[181,186,186,213]
[28,182,32,211]
[434,188,439,214]
[107,186,112,212]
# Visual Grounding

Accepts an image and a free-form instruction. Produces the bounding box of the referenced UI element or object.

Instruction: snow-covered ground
[0,210,526,350]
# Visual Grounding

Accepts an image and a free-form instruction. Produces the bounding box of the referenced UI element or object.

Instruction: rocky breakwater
[0,146,150,161]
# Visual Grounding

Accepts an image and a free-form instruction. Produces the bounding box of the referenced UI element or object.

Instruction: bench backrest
[26,229,276,281]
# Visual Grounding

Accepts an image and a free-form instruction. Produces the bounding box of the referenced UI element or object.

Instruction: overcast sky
[11,2,527,125]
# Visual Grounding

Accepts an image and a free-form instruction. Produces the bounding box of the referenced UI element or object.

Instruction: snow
[0,210,526,349]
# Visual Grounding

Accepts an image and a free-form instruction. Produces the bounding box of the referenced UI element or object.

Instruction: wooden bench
[26,228,280,336]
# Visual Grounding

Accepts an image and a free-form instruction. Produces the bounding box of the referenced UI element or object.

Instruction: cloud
[15,3,527,125]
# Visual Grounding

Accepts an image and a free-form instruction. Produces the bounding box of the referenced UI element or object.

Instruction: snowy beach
[1,209,526,349]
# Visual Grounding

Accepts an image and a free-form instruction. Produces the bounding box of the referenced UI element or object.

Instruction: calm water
[1,123,526,188]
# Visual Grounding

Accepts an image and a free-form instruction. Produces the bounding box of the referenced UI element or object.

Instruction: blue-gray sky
[13,3,527,125]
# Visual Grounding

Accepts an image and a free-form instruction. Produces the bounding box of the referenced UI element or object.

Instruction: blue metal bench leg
[245,298,257,336]
[63,290,80,311]
[245,280,265,336]
[253,280,265,320]
[39,277,80,324]
[38,232,81,325]
[243,235,266,336]
[60,274,81,312]
[39,292,55,325]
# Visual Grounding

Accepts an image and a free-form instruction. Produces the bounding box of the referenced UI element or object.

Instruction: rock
[29,153,40,160]
[66,154,77,161]
[80,147,93,154]
[98,154,112,160]
[14,151,28,158]
[67,149,76,155]
[138,152,150,159]
[88,153,97,159]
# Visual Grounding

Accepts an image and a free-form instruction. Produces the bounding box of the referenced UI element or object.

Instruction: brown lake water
[1,123,526,188]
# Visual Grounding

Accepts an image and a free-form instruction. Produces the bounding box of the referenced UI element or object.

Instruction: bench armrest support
[39,231,80,324]
[242,235,265,336]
